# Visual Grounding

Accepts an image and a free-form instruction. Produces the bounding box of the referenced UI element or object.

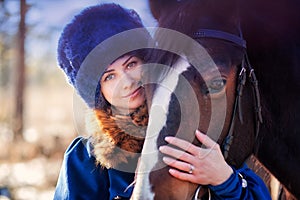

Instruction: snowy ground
[0,85,78,200]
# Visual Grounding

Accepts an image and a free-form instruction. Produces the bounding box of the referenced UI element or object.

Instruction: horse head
[131,0,261,199]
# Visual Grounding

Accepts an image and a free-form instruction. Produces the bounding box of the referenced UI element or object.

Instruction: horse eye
[208,78,226,94]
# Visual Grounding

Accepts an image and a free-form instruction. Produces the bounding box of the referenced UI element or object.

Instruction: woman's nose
[122,73,135,89]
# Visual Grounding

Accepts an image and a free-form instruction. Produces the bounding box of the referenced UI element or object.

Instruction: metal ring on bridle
[189,164,195,174]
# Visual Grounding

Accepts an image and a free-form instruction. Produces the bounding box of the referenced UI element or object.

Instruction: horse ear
[148,0,182,20]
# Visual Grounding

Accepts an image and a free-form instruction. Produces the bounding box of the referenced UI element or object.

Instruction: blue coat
[54,137,271,200]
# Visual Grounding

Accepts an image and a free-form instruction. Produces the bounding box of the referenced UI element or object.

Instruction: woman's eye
[104,74,115,81]
[126,61,137,69]
[208,78,226,94]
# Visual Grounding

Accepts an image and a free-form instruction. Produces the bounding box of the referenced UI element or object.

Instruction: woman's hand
[159,130,233,186]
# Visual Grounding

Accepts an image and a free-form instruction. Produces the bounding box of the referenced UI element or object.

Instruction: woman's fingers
[159,145,194,163]
[162,156,193,174]
[160,130,233,186]
[168,168,195,182]
[164,135,199,155]
[162,156,197,183]
[162,130,218,157]
[195,130,217,149]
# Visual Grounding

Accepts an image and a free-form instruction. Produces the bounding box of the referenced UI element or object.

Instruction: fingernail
[196,130,206,140]
[165,137,171,142]
[162,156,171,163]
[159,146,164,151]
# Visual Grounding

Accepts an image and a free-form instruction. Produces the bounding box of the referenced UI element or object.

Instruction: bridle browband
[193,28,263,158]
[194,29,247,48]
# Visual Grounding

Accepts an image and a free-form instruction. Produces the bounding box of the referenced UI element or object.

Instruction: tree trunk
[13,0,27,140]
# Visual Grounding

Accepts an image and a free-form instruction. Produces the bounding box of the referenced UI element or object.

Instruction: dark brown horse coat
[136,0,300,198]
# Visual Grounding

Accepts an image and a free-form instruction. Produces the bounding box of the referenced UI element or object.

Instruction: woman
[54,4,150,199]
[54,3,271,200]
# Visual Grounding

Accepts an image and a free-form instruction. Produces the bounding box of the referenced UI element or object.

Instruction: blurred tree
[0,0,15,127]
[0,0,11,87]
[13,0,28,140]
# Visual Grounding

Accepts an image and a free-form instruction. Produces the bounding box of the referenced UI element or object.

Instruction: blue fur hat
[57,3,151,108]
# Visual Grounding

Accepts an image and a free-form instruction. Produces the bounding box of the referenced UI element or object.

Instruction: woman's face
[100,55,145,114]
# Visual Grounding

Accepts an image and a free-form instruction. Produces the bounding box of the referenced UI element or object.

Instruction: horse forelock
[154,0,240,37]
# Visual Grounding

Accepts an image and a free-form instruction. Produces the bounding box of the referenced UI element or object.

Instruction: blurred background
[1,0,290,199]
[0,0,156,199]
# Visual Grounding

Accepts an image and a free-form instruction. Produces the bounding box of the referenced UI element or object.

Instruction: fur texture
[58,3,144,86]
[57,4,149,109]
[86,103,148,168]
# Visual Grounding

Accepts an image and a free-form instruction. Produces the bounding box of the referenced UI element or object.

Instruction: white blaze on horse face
[131,57,190,200]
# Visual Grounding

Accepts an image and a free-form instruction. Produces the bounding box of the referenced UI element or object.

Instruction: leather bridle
[191,28,263,200]
[193,29,263,159]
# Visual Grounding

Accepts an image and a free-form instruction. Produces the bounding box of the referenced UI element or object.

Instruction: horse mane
[241,0,300,138]
[239,0,300,197]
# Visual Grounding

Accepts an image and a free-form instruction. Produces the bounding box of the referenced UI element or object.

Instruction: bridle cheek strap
[223,64,246,159]
[223,51,263,159]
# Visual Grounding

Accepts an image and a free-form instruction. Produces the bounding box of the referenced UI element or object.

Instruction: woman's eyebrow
[102,69,114,76]
[122,56,133,66]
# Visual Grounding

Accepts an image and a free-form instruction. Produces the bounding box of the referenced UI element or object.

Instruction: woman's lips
[123,86,143,99]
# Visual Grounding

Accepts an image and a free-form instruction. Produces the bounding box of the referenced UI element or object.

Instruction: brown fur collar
[85,103,148,169]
